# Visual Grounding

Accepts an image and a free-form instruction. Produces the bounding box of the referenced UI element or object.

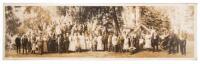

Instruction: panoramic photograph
[4,4,196,59]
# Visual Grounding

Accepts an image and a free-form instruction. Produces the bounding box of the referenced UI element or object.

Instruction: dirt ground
[4,41,195,59]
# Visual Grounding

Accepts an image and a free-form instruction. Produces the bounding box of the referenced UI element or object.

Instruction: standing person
[31,37,36,54]
[112,34,117,52]
[15,34,21,54]
[92,35,97,51]
[37,33,44,55]
[144,34,152,50]
[139,35,144,50]
[47,35,52,53]
[68,33,76,52]
[52,34,57,52]
[21,35,25,54]
[117,34,124,53]
[151,32,159,52]
[22,35,28,54]
[76,33,81,52]
[97,34,104,51]
[31,35,37,54]
[27,36,32,53]
[47,34,53,52]
[43,36,48,53]
[123,34,129,52]
[80,33,86,51]
[89,34,93,51]
[107,34,112,52]
[35,35,39,53]
[179,31,187,55]
[57,35,61,53]
[134,34,140,52]
[85,34,90,51]
[102,34,108,51]
[86,34,92,51]
[180,38,186,55]
[61,34,65,53]
[168,31,176,54]
[62,34,66,53]
[175,33,180,53]
[64,33,70,53]
[130,34,137,54]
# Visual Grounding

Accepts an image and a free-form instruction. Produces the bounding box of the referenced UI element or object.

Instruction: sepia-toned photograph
[4,3,196,59]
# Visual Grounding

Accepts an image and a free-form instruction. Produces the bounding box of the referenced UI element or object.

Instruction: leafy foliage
[140,6,170,33]
[5,6,21,34]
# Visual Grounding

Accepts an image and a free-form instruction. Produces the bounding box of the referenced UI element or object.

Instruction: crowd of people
[9,23,187,56]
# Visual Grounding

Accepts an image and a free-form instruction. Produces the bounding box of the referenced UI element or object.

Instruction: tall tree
[140,6,170,33]
[5,6,21,34]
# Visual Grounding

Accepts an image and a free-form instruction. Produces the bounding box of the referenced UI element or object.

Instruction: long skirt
[80,41,86,50]
[68,41,77,51]
[86,40,92,50]
[32,43,36,51]
[144,39,152,49]
[43,41,48,52]
[123,38,129,50]
[97,40,104,50]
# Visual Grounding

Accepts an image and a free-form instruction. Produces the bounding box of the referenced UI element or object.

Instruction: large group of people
[10,23,187,56]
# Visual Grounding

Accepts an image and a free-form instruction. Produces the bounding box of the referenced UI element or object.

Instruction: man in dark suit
[179,32,187,55]
[151,33,159,52]
[180,39,186,55]
[168,31,177,54]
[22,35,28,54]
[134,34,140,52]
[64,33,70,53]
[59,34,65,53]
[57,35,61,53]
[15,35,21,54]
[27,37,32,53]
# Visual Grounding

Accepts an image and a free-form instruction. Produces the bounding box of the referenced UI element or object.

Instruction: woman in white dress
[75,33,81,52]
[31,35,36,54]
[97,35,104,51]
[123,35,129,51]
[139,36,144,49]
[31,42,36,54]
[68,34,76,52]
[85,36,89,50]
[85,34,92,50]
[80,34,86,50]
[91,36,95,51]
[144,34,152,50]
[35,36,40,51]
[30,34,35,54]
[43,36,48,53]
[107,35,112,51]
[112,34,117,52]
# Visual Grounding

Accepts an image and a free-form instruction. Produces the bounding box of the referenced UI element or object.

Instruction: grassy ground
[4,41,195,59]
